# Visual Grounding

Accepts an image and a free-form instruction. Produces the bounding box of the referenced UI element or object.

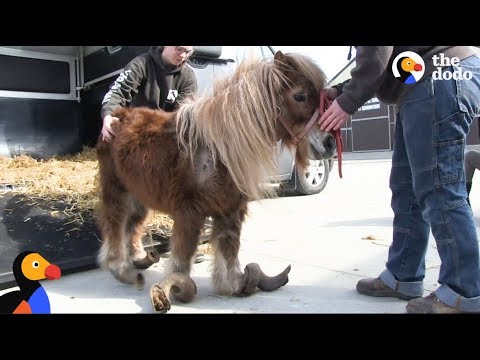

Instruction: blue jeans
[379,55,480,312]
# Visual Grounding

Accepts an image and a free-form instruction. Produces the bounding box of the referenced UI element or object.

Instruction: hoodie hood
[148,46,187,74]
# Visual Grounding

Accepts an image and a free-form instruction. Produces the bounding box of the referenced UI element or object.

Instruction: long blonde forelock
[282,52,327,93]
[176,56,291,200]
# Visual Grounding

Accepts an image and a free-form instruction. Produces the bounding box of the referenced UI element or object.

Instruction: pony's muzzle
[308,129,336,160]
[324,134,336,155]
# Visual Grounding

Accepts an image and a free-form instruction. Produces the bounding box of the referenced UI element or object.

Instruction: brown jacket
[337,46,477,114]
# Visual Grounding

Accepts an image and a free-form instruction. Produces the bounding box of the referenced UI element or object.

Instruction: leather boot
[356,277,420,301]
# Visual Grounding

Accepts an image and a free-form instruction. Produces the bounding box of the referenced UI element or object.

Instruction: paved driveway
[4,151,478,313]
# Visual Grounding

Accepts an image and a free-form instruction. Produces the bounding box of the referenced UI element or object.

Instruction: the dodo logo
[0,251,61,314]
[392,51,425,85]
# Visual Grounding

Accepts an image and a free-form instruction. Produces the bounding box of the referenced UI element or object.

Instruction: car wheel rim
[304,160,325,187]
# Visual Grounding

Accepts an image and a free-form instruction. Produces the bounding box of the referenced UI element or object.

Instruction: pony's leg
[125,196,158,269]
[97,147,141,286]
[209,205,247,296]
[164,211,206,276]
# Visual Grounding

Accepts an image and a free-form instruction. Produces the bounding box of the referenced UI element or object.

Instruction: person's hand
[324,87,339,101]
[318,99,350,132]
[101,115,119,142]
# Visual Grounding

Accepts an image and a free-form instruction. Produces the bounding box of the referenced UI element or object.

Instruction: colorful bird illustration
[0,251,61,314]
[397,57,423,84]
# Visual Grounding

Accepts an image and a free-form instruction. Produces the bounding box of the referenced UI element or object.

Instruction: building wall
[330,54,480,152]
[339,102,480,152]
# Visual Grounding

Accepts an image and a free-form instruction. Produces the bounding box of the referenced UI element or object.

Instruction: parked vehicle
[0,45,333,196]
[0,45,334,289]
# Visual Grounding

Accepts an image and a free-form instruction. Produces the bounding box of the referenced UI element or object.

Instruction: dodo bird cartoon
[0,251,61,314]
[396,56,423,84]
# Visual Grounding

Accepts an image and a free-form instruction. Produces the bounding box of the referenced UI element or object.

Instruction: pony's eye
[293,93,306,102]
[32,261,39,268]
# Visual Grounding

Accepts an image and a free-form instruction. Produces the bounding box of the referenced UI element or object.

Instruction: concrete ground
[2,150,480,314]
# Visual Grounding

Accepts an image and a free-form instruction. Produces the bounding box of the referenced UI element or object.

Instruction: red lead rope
[319,90,343,178]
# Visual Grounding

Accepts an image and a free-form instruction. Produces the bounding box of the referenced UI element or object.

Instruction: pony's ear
[274,50,287,64]
[274,51,291,73]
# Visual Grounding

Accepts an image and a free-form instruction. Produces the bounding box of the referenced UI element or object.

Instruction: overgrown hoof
[150,273,197,313]
[150,284,171,313]
[257,264,291,291]
[239,263,261,296]
[239,263,291,295]
[133,250,161,269]
[111,267,145,290]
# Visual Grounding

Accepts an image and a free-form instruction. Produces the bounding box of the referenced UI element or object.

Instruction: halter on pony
[277,90,344,178]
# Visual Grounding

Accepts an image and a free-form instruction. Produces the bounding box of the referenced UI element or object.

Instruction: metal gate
[351,99,395,152]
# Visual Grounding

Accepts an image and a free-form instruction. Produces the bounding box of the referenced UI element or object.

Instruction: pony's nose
[324,135,336,154]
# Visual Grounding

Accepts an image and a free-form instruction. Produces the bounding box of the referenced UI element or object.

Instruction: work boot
[406,293,467,314]
[356,277,420,301]
[466,181,472,207]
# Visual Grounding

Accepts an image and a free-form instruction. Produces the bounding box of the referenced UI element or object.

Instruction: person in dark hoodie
[319,46,480,313]
[100,46,197,142]
[99,45,208,263]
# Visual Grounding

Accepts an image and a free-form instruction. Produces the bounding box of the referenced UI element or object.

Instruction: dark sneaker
[356,277,420,301]
[406,293,466,314]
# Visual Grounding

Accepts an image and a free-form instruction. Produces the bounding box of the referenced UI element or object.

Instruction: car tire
[292,158,330,195]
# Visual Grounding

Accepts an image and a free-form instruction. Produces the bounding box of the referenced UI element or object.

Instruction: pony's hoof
[239,263,260,296]
[111,267,144,289]
[148,250,161,263]
[239,263,291,295]
[133,250,161,269]
[150,284,171,313]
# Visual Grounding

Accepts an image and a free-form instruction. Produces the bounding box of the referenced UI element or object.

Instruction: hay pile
[0,147,175,236]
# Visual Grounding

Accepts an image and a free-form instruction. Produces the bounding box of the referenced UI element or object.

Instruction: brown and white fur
[95,51,336,298]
